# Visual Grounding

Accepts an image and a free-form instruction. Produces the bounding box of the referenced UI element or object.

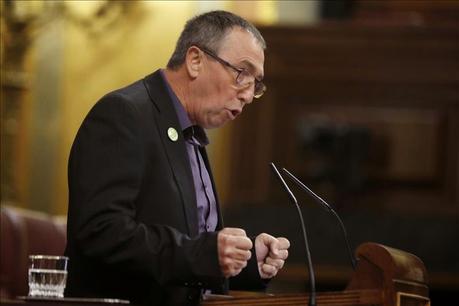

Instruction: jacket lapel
[142,70,199,237]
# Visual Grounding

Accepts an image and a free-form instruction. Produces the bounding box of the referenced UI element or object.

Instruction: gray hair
[167,10,266,69]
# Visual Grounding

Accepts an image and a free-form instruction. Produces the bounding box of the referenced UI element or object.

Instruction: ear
[185,46,202,79]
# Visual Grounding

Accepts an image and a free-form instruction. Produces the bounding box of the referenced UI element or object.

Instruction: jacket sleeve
[67,92,224,288]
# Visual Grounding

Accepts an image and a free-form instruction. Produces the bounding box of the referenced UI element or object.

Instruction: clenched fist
[255,233,290,279]
[217,228,253,278]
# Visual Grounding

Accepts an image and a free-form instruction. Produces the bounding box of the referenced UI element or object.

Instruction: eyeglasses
[197,46,266,99]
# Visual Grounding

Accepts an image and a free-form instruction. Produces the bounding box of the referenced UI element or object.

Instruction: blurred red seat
[0,205,66,299]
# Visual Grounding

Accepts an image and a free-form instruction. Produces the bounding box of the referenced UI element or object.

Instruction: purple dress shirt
[160,70,218,234]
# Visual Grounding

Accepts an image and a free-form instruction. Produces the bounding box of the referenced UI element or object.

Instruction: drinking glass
[28,255,68,298]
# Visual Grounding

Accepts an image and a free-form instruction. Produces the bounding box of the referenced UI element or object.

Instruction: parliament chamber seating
[0,205,67,299]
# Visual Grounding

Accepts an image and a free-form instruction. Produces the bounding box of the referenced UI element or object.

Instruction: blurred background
[1,0,458,304]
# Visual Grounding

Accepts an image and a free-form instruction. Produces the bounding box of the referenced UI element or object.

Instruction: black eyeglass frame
[196,46,266,99]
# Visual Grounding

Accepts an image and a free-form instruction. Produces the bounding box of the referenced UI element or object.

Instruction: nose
[237,84,255,105]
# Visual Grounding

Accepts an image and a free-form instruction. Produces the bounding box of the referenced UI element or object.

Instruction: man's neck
[163,68,195,124]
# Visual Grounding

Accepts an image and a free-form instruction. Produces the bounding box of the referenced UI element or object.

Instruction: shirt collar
[160,69,209,146]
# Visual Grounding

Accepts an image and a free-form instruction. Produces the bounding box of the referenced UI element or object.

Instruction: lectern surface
[202,289,382,306]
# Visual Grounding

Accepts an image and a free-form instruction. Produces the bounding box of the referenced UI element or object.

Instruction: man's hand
[255,233,290,279]
[218,228,253,278]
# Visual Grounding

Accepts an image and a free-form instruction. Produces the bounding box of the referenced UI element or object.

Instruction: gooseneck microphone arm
[270,162,316,306]
[282,168,357,270]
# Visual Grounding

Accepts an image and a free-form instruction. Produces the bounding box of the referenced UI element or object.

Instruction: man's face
[190,28,265,129]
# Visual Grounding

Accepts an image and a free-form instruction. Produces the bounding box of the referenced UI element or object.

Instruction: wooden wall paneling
[225,87,277,205]
[224,24,459,216]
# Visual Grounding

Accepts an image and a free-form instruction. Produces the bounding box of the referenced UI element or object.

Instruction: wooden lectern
[202,242,430,306]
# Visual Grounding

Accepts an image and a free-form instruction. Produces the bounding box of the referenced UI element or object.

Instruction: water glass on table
[28,255,69,298]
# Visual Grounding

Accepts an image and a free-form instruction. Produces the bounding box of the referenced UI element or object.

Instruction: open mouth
[230,109,241,118]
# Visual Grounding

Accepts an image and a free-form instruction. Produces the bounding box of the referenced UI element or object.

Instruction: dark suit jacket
[65,70,264,306]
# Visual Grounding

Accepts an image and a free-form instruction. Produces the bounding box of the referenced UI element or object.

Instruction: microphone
[269,162,316,306]
[282,167,357,270]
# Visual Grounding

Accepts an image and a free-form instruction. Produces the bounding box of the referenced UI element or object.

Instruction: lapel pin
[167,127,178,142]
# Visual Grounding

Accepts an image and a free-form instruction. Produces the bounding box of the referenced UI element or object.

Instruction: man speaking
[65,10,290,306]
